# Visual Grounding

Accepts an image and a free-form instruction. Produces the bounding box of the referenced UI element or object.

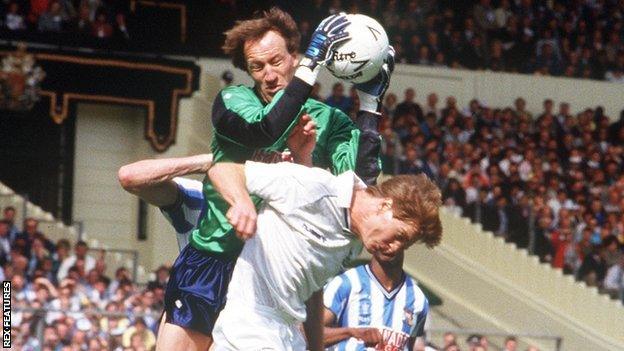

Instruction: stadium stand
[3,1,624,82]
[321,83,624,302]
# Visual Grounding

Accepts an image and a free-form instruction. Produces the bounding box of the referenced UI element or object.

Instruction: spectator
[220,70,233,87]
[113,12,130,41]
[16,218,55,257]
[69,4,91,35]
[324,82,352,114]
[92,9,113,39]
[383,92,397,117]
[147,265,169,290]
[108,266,131,297]
[0,221,12,269]
[121,318,156,350]
[535,42,563,76]
[494,0,512,29]
[2,206,19,242]
[26,237,52,278]
[461,35,487,70]
[38,1,65,32]
[52,239,70,277]
[503,336,518,351]
[473,0,496,41]
[5,2,26,31]
[28,0,51,25]
[603,255,624,299]
[395,88,424,123]
[577,245,608,287]
[423,93,440,121]
[442,332,457,349]
[56,240,95,281]
[310,82,322,100]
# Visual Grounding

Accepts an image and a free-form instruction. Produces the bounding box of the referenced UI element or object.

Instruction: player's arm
[206,162,257,240]
[118,154,213,207]
[328,48,395,185]
[304,290,324,351]
[208,161,335,238]
[212,14,351,148]
[323,308,382,347]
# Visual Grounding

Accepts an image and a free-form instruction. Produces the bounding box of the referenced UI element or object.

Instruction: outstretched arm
[118,154,213,207]
[327,48,394,185]
[213,14,351,148]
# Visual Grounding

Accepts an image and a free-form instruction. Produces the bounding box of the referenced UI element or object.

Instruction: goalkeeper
[157,7,394,351]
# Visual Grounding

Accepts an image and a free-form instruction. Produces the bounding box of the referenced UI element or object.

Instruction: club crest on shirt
[403,307,414,327]
[358,295,371,324]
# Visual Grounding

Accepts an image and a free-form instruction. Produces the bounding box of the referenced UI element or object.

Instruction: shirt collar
[334,170,367,209]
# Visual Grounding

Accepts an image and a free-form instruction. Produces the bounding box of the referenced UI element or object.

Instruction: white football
[325,14,389,84]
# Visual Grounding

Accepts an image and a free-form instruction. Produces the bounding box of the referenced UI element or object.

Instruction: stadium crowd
[296,0,624,82]
[1,209,165,350]
[4,0,624,82]
[0,0,130,41]
[362,85,624,299]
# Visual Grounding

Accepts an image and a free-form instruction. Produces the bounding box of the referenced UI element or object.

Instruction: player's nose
[264,67,278,83]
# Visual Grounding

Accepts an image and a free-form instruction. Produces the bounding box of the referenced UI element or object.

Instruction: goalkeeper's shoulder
[305,97,353,121]
[217,84,255,100]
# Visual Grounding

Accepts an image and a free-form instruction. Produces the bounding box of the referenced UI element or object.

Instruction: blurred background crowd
[0,0,131,44]
[317,81,624,301]
[295,0,624,81]
[3,0,624,81]
[1,210,166,350]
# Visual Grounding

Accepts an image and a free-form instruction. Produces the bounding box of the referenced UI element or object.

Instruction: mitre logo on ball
[325,14,389,84]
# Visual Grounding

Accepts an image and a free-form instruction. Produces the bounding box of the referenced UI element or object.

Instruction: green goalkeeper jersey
[189,82,361,257]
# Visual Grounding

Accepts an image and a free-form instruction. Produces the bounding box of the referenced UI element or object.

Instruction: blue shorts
[164,244,236,335]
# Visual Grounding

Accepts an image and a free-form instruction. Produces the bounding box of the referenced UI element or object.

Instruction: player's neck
[369,257,405,291]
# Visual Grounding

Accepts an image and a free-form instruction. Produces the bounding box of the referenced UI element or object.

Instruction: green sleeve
[212,82,309,151]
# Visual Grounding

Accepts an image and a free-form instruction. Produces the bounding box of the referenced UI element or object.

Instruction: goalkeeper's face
[244,30,298,103]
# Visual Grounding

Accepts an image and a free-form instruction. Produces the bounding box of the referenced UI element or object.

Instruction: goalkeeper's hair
[223,7,300,71]
[366,174,443,248]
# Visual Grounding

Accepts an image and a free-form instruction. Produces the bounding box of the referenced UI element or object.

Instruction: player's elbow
[117,165,138,192]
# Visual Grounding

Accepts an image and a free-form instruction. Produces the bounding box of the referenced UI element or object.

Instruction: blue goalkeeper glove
[296,13,351,85]
[354,46,395,114]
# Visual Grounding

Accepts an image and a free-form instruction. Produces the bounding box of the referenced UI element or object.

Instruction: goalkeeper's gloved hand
[296,13,351,85]
[354,46,395,114]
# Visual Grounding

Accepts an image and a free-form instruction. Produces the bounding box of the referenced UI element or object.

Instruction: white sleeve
[56,257,74,281]
[244,161,335,213]
[603,266,622,290]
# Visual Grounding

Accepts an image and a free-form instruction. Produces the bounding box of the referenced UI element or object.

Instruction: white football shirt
[224,161,366,322]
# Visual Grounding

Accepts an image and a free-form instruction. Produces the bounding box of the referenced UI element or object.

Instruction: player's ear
[380,198,393,212]
[293,53,300,67]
